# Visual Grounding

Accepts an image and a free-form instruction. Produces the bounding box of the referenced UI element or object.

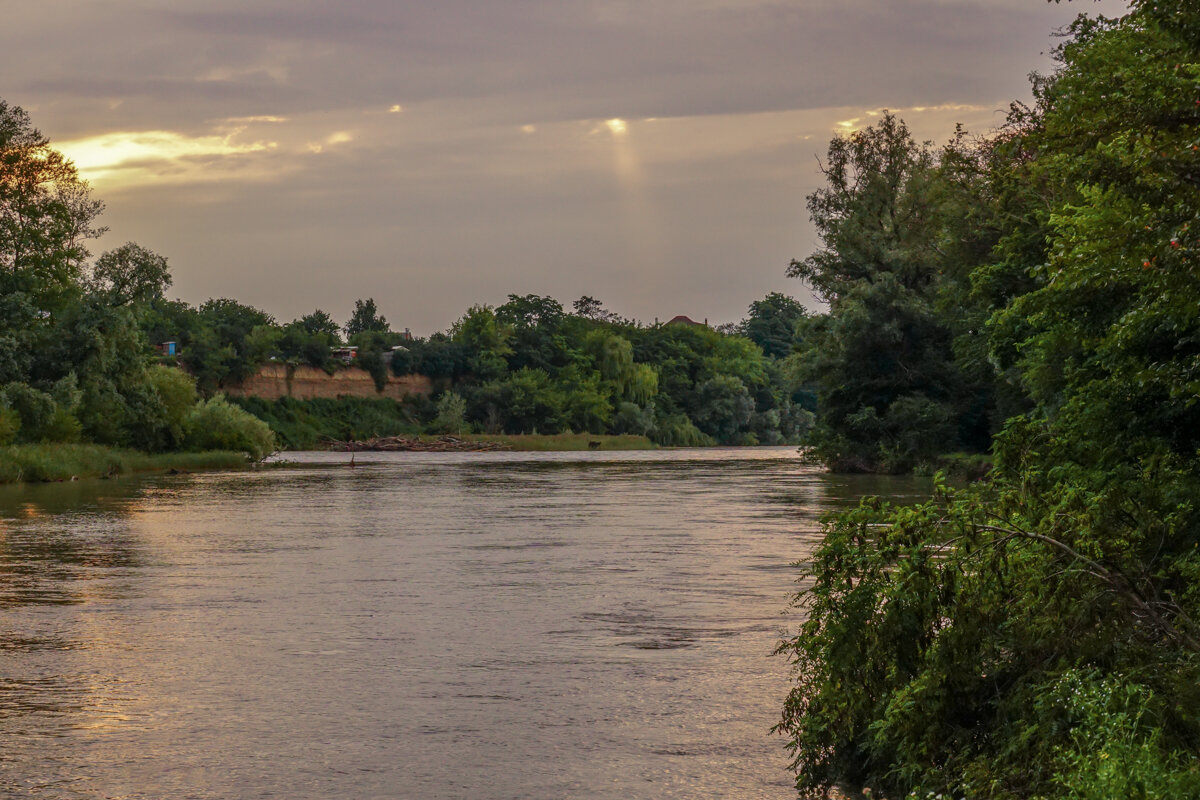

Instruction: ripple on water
[0,447,932,800]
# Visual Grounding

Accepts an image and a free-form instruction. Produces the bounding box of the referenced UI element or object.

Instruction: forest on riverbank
[777,3,1200,798]
[3,1,1198,795]
[0,94,815,458]
[219,292,816,449]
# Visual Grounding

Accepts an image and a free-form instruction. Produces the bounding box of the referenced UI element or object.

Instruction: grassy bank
[229,395,421,450]
[0,444,249,484]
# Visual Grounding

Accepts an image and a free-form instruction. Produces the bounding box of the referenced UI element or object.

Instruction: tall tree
[789,113,968,471]
[0,100,105,308]
[737,292,807,360]
[345,297,389,338]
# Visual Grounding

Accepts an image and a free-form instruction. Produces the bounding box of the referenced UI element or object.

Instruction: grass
[0,444,249,484]
[446,433,656,451]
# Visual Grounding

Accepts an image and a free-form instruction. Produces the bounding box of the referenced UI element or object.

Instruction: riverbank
[326,433,657,452]
[445,433,656,451]
[0,444,249,484]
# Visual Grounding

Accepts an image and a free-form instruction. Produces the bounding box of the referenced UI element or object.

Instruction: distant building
[381,345,408,366]
[156,341,177,356]
[331,346,358,364]
[665,315,707,327]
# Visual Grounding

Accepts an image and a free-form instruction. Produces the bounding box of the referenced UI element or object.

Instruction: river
[0,447,928,799]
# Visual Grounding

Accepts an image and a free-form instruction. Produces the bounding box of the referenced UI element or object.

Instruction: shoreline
[0,444,250,485]
[314,432,659,452]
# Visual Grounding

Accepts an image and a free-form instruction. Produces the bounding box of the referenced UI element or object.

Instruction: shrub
[651,412,714,447]
[1,382,60,443]
[433,391,468,434]
[0,404,19,445]
[184,395,276,459]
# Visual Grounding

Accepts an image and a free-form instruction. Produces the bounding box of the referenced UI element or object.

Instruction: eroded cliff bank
[223,364,432,402]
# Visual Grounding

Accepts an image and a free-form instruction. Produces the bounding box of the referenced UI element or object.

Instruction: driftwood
[324,435,512,453]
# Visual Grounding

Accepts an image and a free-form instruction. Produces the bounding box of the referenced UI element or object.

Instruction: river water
[0,447,928,799]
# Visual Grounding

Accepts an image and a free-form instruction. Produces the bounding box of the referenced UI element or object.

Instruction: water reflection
[0,447,930,799]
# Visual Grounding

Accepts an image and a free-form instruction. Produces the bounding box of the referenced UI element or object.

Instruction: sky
[3,0,1129,334]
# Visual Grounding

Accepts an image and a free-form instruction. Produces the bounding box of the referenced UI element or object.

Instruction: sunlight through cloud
[58,130,277,186]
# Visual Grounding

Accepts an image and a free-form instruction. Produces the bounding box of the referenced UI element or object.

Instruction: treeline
[174,290,816,448]
[778,5,1200,799]
[385,293,813,445]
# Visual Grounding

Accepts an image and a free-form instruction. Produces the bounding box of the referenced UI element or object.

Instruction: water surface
[0,447,928,799]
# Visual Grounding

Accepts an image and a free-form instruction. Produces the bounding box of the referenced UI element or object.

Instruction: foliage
[432,391,468,434]
[778,4,1200,796]
[228,395,422,449]
[344,297,388,338]
[778,446,1200,798]
[739,292,808,359]
[183,395,276,460]
[87,242,171,307]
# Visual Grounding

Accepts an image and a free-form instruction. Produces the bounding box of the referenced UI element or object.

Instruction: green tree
[572,295,620,323]
[789,114,976,471]
[451,305,512,382]
[0,100,105,310]
[778,5,1200,797]
[738,292,807,359]
[87,242,171,307]
[432,391,468,434]
[297,309,341,340]
[344,297,389,338]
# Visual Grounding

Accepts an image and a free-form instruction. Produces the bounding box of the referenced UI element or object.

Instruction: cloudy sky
[4,0,1128,334]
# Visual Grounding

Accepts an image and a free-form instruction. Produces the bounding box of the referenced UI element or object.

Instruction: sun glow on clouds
[306,130,356,154]
[832,103,990,134]
[59,130,277,186]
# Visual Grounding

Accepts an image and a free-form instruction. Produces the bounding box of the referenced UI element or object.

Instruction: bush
[651,412,714,447]
[612,401,656,437]
[147,365,198,448]
[184,395,276,459]
[1,382,61,443]
[0,404,19,445]
[432,391,468,434]
[1045,671,1200,800]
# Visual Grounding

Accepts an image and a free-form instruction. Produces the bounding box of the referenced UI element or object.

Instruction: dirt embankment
[223,364,432,401]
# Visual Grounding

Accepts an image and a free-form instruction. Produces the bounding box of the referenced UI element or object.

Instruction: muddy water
[0,448,928,799]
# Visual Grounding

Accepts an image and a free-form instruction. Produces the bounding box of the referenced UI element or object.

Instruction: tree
[788,114,978,471]
[344,297,388,338]
[451,305,513,381]
[0,100,105,309]
[777,5,1200,796]
[297,309,341,340]
[88,242,171,307]
[738,292,807,359]
[788,112,939,301]
[497,294,572,372]
[572,295,619,322]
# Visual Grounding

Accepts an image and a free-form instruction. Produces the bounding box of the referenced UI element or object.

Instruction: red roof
[665,315,705,326]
